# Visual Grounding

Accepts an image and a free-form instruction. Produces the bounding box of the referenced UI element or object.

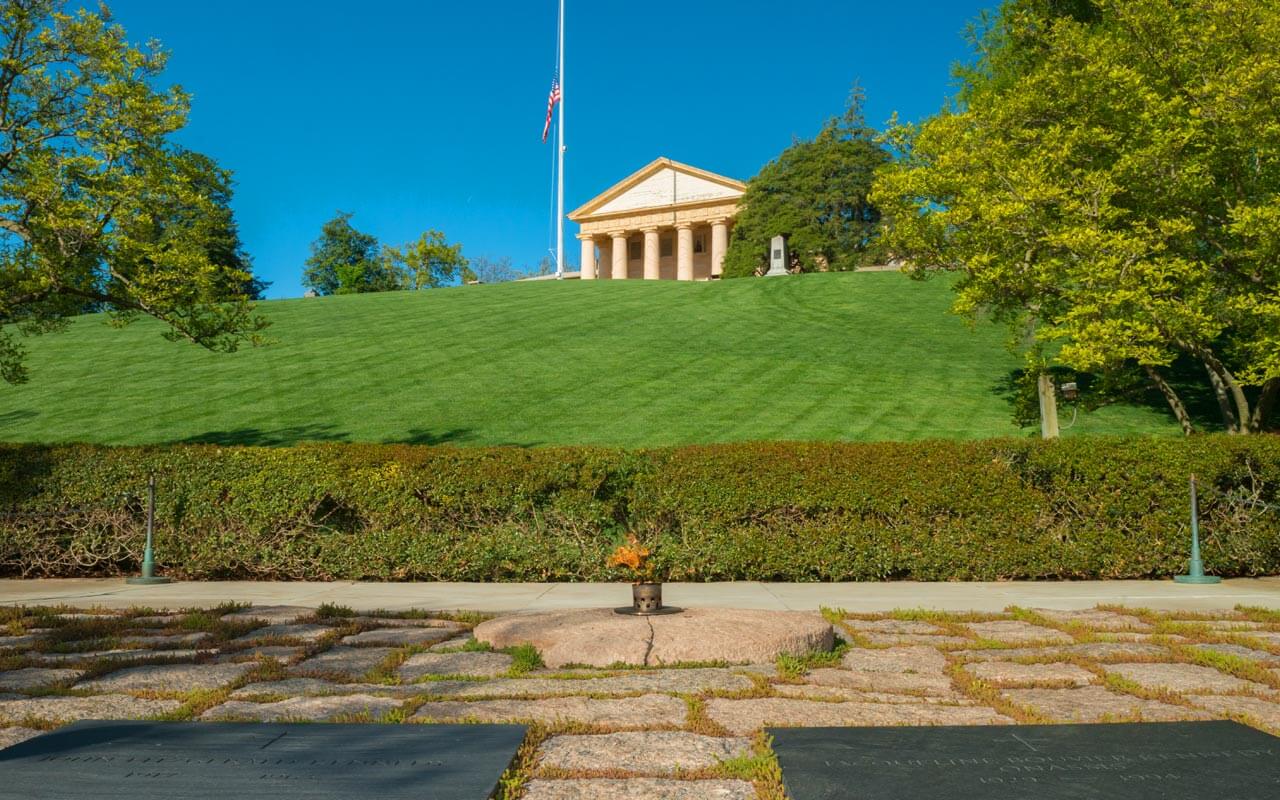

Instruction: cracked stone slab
[1186,694,1280,728]
[202,694,402,721]
[962,661,1096,687]
[420,668,754,698]
[0,726,42,749]
[398,651,513,680]
[1031,609,1152,631]
[341,627,455,647]
[0,668,83,691]
[412,693,687,727]
[963,620,1075,644]
[475,608,831,668]
[1002,686,1210,722]
[290,646,394,679]
[538,731,751,774]
[807,668,954,696]
[957,642,1169,662]
[234,623,334,644]
[704,697,1010,735]
[841,646,947,673]
[0,694,181,723]
[78,662,255,693]
[522,779,755,800]
[220,605,313,625]
[1105,662,1267,694]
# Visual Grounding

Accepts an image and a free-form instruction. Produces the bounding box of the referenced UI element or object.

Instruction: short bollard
[1175,474,1221,585]
[126,475,171,585]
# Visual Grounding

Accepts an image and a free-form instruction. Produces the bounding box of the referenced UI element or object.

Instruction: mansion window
[660,236,673,258]
[629,241,642,261]
[694,232,706,254]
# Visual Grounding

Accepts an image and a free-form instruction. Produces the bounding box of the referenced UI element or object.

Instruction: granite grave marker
[0,720,527,800]
[769,721,1280,800]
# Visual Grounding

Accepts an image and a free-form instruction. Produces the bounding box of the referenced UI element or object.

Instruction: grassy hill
[0,272,1181,447]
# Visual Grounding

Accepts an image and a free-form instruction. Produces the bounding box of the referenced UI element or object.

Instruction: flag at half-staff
[542,73,561,143]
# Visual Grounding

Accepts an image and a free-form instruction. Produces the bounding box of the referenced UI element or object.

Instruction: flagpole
[555,0,565,279]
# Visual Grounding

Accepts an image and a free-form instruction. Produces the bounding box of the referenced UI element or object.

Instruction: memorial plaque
[0,720,527,800]
[769,721,1280,800]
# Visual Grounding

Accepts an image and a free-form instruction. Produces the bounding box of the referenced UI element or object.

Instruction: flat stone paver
[421,669,755,698]
[235,623,334,644]
[0,668,83,691]
[290,646,394,679]
[1106,662,1267,694]
[841,646,947,673]
[538,731,750,774]
[704,697,1010,735]
[962,661,1096,687]
[429,634,476,651]
[340,627,454,647]
[30,648,205,664]
[964,620,1075,644]
[522,779,755,800]
[220,605,313,625]
[78,662,255,693]
[203,694,402,722]
[118,632,213,648]
[0,694,181,723]
[412,694,687,727]
[397,651,513,680]
[230,678,430,699]
[1191,643,1280,665]
[1187,695,1280,728]
[809,667,954,695]
[218,645,307,663]
[0,726,42,749]
[349,616,463,629]
[0,634,43,649]
[843,619,950,635]
[958,642,1169,662]
[774,685,973,704]
[1199,620,1270,631]
[1032,609,1151,631]
[1002,686,1210,722]
[1242,631,1280,647]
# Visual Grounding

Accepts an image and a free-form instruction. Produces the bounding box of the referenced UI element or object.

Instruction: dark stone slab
[769,721,1280,800]
[0,720,526,800]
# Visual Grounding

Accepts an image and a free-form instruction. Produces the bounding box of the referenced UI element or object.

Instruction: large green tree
[383,230,470,290]
[722,88,890,277]
[0,0,268,384]
[301,211,399,295]
[872,0,1280,433]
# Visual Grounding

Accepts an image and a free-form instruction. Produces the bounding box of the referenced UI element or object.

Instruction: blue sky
[105,1,991,298]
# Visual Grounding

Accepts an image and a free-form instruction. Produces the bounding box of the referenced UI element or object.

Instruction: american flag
[542,75,561,143]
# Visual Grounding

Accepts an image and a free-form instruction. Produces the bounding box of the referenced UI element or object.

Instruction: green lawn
[0,272,1181,446]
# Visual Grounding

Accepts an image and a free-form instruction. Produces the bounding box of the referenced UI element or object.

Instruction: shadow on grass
[179,424,351,446]
[0,409,38,428]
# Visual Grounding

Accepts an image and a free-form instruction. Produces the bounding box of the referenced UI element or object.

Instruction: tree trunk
[1145,365,1195,435]
[1248,378,1279,433]
[1205,364,1242,433]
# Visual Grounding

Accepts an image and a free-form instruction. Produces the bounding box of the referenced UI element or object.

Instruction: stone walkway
[2,603,1280,799]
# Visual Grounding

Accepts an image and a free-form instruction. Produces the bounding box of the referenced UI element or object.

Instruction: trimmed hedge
[1,436,1278,581]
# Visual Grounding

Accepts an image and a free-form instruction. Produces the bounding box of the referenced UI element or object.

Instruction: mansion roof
[568,158,746,224]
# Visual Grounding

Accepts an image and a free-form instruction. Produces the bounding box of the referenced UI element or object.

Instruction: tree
[383,230,470,289]
[301,212,397,295]
[469,255,522,284]
[0,0,268,384]
[722,86,891,278]
[871,0,1280,433]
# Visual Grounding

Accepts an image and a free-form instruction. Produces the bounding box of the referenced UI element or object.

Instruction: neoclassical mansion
[570,158,744,281]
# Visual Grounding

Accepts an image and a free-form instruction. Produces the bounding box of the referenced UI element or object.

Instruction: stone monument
[765,235,789,276]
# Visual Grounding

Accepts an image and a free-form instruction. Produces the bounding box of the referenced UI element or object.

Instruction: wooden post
[1038,373,1060,439]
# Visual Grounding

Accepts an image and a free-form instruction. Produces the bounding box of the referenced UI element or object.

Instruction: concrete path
[1,577,1277,612]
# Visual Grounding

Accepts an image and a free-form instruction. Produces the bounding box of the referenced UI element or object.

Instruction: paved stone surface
[118,631,213,648]
[1199,620,1270,631]
[807,667,955,695]
[1191,643,1280,664]
[1106,662,1267,693]
[129,614,182,626]
[962,661,1096,687]
[235,622,334,643]
[773,685,973,704]
[841,645,948,673]
[1187,694,1280,729]
[861,632,971,646]
[523,779,755,800]
[218,645,307,663]
[1002,686,1210,722]
[0,634,43,649]
[475,608,832,668]
[0,694,181,723]
[290,646,394,679]
[340,627,455,647]
[202,694,402,721]
[78,662,255,693]
[964,620,1075,644]
[349,616,464,629]
[398,651,513,679]
[957,642,1169,661]
[1243,631,1280,647]
[230,678,430,699]
[704,697,1010,734]
[220,605,313,624]
[429,634,476,651]
[1032,609,1151,631]
[30,648,205,664]
[538,731,751,774]
[0,726,42,749]
[412,694,688,727]
[0,668,83,691]
[420,669,755,698]
[843,619,951,635]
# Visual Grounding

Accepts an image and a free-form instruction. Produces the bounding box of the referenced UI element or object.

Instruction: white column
[710,219,728,278]
[579,235,597,280]
[643,228,660,280]
[611,232,628,280]
[676,224,694,281]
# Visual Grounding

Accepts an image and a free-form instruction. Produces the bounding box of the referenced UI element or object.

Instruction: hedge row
[1,436,1278,581]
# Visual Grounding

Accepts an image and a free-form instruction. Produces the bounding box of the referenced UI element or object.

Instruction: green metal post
[127,475,171,585]
[1175,474,1221,585]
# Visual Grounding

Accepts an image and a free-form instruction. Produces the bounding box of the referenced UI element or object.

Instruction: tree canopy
[383,230,471,290]
[0,0,268,384]
[872,0,1280,433]
[302,212,391,295]
[722,87,890,277]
